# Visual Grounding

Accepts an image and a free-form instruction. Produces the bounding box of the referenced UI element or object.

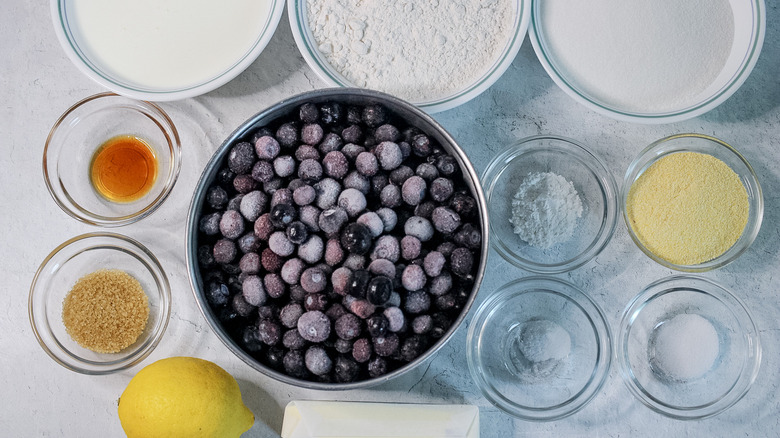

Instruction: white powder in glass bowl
[650,313,720,381]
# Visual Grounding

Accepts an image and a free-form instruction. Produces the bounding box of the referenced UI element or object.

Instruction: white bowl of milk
[51,0,285,101]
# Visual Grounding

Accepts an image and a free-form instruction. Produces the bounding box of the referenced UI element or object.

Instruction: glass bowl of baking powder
[288,0,530,113]
[481,135,618,273]
[529,0,765,123]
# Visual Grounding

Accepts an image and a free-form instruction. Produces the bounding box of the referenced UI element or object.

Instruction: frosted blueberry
[199,212,221,236]
[301,123,324,145]
[239,190,267,222]
[431,206,461,233]
[251,160,274,183]
[376,207,398,232]
[401,175,427,206]
[343,171,370,194]
[338,188,367,217]
[375,141,403,170]
[305,345,332,375]
[254,135,280,160]
[228,141,256,174]
[402,264,426,291]
[298,158,323,183]
[269,231,295,256]
[404,216,434,241]
[323,151,349,179]
[298,234,324,264]
[423,251,446,277]
[383,307,405,332]
[297,310,331,342]
[273,155,296,178]
[357,212,384,237]
[318,207,349,236]
[314,178,341,209]
[219,210,245,239]
[370,235,400,262]
[242,275,267,306]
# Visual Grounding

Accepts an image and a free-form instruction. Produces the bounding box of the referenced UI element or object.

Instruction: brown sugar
[62,269,150,353]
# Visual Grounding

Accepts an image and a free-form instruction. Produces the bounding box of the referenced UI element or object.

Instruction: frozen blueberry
[368,259,396,278]
[319,207,349,236]
[283,329,307,350]
[300,267,327,294]
[304,293,328,311]
[335,313,361,340]
[269,231,295,257]
[270,188,293,208]
[401,175,427,206]
[213,239,237,264]
[232,294,254,317]
[264,273,286,299]
[398,141,411,160]
[242,327,263,353]
[289,285,306,302]
[400,335,428,362]
[251,160,274,183]
[375,141,403,170]
[435,154,458,176]
[207,282,230,307]
[341,124,363,144]
[430,177,454,202]
[254,135,280,160]
[297,310,331,343]
[261,177,282,194]
[341,143,366,161]
[219,210,244,239]
[242,275,267,307]
[295,144,320,161]
[383,307,405,332]
[404,216,434,241]
[280,303,304,328]
[287,221,309,245]
[239,252,261,274]
[361,104,387,127]
[431,206,461,233]
[299,205,321,232]
[368,356,387,378]
[276,122,299,148]
[370,235,400,262]
[412,315,433,335]
[299,102,319,123]
[318,132,343,154]
[298,234,324,264]
[199,212,222,236]
[357,212,383,237]
[228,141,256,174]
[346,297,375,319]
[270,203,297,228]
[415,163,439,182]
[400,236,422,260]
[376,208,397,232]
[237,233,262,253]
[206,186,229,209]
[450,247,474,277]
[347,268,371,298]
[334,356,359,383]
[325,238,346,266]
[301,123,324,145]
[234,174,258,193]
[402,264,426,291]
[454,223,482,250]
[423,251,446,277]
[404,290,431,314]
[372,333,399,357]
[334,338,353,355]
[371,174,389,196]
[341,223,373,255]
[239,191,267,222]
[227,194,244,212]
[257,319,281,346]
[283,350,307,378]
[343,171,370,194]
[293,185,316,206]
[390,165,414,185]
[429,272,453,296]
[331,267,353,296]
[338,189,367,217]
[352,338,372,363]
[414,201,436,219]
[298,159,323,183]
[273,155,296,178]
[436,241,456,257]
[261,248,284,272]
[435,293,457,311]
[411,134,432,157]
[305,345,332,375]
[355,151,378,176]
[216,167,236,187]
[314,178,341,209]
[367,275,393,306]
[323,151,349,179]
[374,124,401,142]
[198,245,216,269]
[379,184,402,208]
[343,254,366,270]
[366,314,389,338]
[320,102,344,125]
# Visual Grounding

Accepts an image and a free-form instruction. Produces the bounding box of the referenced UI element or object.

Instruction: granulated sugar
[307,0,513,102]
[539,0,734,112]
[650,313,720,381]
[509,172,583,249]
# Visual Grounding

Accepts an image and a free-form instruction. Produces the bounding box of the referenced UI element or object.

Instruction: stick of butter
[281,401,479,438]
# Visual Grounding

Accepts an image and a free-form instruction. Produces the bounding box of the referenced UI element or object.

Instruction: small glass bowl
[617,275,761,420]
[29,233,171,374]
[622,134,763,272]
[529,0,765,123]
[287,0,530,113]
[481,135,618,273]
[43,93,182,227]
[467,277,612,421]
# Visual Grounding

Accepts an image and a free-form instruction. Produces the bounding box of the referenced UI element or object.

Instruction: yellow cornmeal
[626,152,749,265]
[62,269,149,353]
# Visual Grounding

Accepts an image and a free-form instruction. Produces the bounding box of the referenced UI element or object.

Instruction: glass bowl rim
[287,0,531,113]
[528,0,766,124]
[42,92,183,227]
[481,134,619,273]
[28,232,172,375]
[466,276,612,421]
[616,274,762,420]
[620,133,764,272]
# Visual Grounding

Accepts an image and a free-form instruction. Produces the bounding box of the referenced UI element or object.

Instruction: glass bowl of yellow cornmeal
[622,134,763,272]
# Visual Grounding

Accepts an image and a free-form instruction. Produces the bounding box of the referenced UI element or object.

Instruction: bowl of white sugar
[288,0,530,113]
[51,0,286,101]
[529,0,766,123]
[617,275,761,419]
[481,135,618,273]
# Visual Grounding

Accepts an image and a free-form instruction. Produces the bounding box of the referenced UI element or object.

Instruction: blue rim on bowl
[287,0,531,113]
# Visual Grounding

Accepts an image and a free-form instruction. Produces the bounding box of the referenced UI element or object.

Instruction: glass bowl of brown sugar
[43,93,182,227]
[29,233,171,374]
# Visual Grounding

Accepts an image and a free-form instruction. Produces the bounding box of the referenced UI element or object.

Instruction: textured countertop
[2,2,779,437]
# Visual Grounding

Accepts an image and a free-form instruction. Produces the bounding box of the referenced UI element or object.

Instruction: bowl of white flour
[529,0,766,123]
[481,135,618,273]
[288,0,530,113]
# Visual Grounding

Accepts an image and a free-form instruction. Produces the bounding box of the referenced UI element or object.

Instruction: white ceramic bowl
[288,0,530,113]
[529,0,765,123]
[50,0,285,101]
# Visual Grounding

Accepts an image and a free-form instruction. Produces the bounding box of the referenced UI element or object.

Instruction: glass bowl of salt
[617,275,761,420]
[481,135,618,273]
[466,276,612,421]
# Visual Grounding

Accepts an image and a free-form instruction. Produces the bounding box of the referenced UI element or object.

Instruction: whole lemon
[118,357,254,438]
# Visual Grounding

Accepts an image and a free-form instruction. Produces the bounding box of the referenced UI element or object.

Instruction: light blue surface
[1,3,778,437]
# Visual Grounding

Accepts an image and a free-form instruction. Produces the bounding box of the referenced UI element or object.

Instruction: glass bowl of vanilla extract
[43,93,181,226]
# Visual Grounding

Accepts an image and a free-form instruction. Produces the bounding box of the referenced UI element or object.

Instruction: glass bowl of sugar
[481,135,618,273]
[529,0,766,123]
[466,276,612,421]
[617,275,761,419]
